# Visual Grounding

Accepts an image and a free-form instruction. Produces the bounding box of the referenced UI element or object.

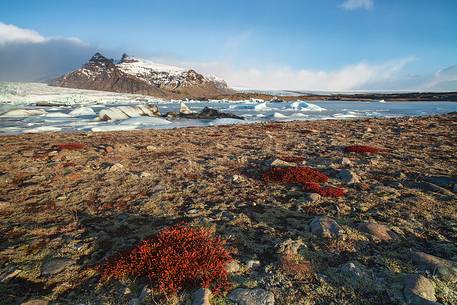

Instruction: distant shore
[217,91,457,102]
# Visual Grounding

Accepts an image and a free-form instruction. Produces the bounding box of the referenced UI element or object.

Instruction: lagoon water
[1,83,456,134]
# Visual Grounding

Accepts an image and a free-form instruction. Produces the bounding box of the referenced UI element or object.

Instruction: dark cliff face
[50,53,234,99]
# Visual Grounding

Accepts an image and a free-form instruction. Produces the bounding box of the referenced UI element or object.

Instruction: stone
[341,157,353,167]
[140,172,152,178]
[338,261,373,289]
[336,169,360,184]
[109,163,124,172]
[192,288,212,305]
[179,102,193,114]
[228,288,275,305]
[41,258,76,275]
[411,251,457,282]
[425,175,457,188]
[270,158,295,168]
[20,300,49,305]
[303,193,321,203]
[226,260,241,273]
[310,216,344,238]
[276,239,304,256]
[246,260,261,269]
[404,274,441,305]
[104,146,114,153]
[357,222,397,241]
[146,145,157,151]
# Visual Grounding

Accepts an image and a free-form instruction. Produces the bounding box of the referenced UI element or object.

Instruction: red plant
[344,145,381,154]
[262,166,329,185]
[55,143,86,150]
[99,224,233,294]
[303,182,346,198]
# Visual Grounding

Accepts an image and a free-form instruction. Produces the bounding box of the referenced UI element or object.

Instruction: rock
[109,163,124,172]
[104,146,114,153]
[341,157,353,167]
[276,239,304,256]
[228,288,275,305]
[270,159,295,168]
[338,262,373,289]
[357,222,397,241]
[246,260,261,269]
[128,298,140,305]
[310,216,344,238]
[146,145,157,151]
[302,193,321,203]
[405,181,454,195]
[179,102,193,114]
[140,172,152,178]
[425,175,457,188]
[183,107,243,120]
[20,300,49,305]
[232,174,244,183]
[192,288,212,305]
[336,169,360,184]
[41,258,76,275]
[411,251,457,282]
[226,260,241,273]
[404,274,441,305]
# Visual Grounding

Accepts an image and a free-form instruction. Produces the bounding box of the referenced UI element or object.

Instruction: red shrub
[55,143,86,150]
[303,182,346,198]
[344,145,381,154]
[99,224,233,294]
[262,166,329,185]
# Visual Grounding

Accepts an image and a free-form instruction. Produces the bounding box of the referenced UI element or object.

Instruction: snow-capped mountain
[50,53,233,99]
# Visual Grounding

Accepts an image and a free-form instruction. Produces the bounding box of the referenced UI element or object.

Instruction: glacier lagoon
[1,83,457,134]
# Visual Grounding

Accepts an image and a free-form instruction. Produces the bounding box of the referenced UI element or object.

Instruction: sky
[0,0,456,91]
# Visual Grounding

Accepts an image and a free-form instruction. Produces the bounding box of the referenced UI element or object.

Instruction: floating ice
[99,105,160,121]
[209,118,247,126]
[1,109,46,117]
[231,101,269,111]
[119,116,171,125]
[289,101,326,112]
[91,125,139,132]
[24,126,62,133]
[44,112,71,118]
[69,107,96,116]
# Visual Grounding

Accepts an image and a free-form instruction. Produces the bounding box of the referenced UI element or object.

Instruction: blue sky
[1,0,456,90]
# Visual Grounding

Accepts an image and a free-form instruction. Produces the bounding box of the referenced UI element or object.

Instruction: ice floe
[118,117,172,126]
[289,101,326,112]
[69,107,96,116]
[208,118,247,126]
[24,126,62,133]
[1,109,46,117]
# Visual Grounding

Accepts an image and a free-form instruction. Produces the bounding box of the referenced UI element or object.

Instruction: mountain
[50,52,234,99]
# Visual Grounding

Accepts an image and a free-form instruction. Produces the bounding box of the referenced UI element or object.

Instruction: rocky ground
[0,114,456,305]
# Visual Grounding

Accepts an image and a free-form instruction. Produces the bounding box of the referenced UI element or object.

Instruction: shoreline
[1,114,456,304]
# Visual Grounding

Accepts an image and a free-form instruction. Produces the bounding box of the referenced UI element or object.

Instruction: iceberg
[69,107,96,116]
[289,101,326,112]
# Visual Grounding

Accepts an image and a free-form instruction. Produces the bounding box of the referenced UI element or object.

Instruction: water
[1,100,456,134]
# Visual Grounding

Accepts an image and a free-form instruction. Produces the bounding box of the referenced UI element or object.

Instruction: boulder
[228,288,275,305]
[404,274,441,305]
[310,216,344,238]
[41,258,76,275]
[411,251,457,282]
[357,222,397,241]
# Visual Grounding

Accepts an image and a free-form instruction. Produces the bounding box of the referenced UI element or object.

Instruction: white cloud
[0,22,46,44]
[341,0,374,11]
[188,57,415,91]
[0,22,86,46]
